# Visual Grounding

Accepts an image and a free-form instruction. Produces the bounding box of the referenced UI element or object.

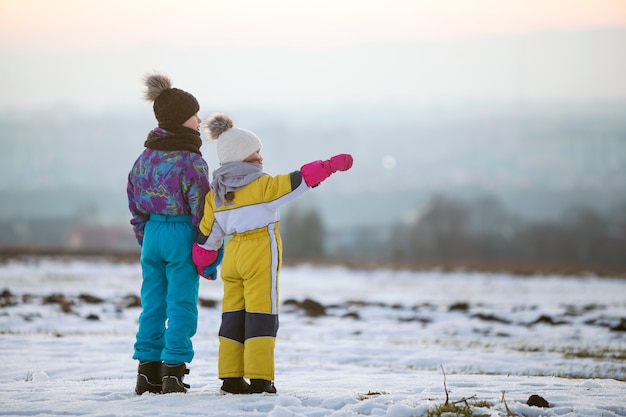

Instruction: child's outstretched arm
[300,154,353,188]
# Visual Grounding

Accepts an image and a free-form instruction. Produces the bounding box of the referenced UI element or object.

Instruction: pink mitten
[192,243,218,274]
[301,153,354,187]
[328,154,353,173]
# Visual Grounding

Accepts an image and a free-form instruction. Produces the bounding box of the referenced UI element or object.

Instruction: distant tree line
[281,194,626,273]
[281,208,325,258]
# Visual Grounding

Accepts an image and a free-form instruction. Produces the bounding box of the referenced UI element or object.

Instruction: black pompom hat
[143,73,200,127]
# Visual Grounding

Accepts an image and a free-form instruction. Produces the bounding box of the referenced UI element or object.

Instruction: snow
[1,259,625,417]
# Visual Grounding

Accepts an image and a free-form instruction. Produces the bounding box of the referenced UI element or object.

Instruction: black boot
[220,377,251,394]
[162,363,190,394]
[249,379,277,394]
[135,361,162,395]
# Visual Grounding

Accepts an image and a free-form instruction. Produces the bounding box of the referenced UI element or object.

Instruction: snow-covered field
[1,259,625,417]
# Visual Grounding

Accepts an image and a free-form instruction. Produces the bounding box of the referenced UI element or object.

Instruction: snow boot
[220,377,251,394]
[162,363,190,394]
[135,361,163,395]
[249,379,277,394]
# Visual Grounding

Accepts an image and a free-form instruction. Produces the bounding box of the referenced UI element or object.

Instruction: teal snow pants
[133,214,200,365]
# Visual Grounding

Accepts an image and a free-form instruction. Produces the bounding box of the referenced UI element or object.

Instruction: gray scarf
[211,162,267,208]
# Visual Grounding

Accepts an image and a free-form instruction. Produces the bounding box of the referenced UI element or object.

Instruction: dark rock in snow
[79,294,104,304]
[609,318,626,332]
[471,313,511,324]
[448,302,470,312]
[528,315,569,326]
[199,298,218,308]
[300,298,326,317]
[283,298,326,317]
[527,394,550,408]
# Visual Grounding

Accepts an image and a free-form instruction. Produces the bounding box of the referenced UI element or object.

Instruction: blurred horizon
[2,98,625,240]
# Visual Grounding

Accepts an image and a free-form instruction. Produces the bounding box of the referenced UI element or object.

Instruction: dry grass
[2,245,626,278]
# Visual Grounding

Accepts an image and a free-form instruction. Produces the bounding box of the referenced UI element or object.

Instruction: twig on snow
[440,365,450,405]
[502,390,519,417]
[451,395,477,406]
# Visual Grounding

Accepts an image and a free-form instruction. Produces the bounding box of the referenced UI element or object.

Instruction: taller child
[192,113,353,394]
[127,73,211,394]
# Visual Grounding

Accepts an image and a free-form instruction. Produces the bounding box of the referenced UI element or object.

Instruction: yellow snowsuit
[198,171,309,380]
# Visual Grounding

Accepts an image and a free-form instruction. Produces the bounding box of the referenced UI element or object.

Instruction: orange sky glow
[1,0,625,52]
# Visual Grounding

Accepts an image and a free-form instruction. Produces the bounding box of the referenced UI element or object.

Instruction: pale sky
[1,0,625,110]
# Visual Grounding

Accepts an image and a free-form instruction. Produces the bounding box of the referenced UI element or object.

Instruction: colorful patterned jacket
[127,148,210,245]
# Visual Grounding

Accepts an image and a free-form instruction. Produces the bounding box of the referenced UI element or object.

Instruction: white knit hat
[204,113,262,164]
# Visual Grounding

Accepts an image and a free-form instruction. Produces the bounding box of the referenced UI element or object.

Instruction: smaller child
[192,113,353,394]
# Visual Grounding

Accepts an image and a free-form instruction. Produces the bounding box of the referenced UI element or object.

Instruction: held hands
[200,247,223,280]
[301,153,354,187]
[192,243,224,281]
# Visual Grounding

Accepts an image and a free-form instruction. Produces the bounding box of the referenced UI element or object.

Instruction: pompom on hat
[143,73,200,127]
[205,113,263,165]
